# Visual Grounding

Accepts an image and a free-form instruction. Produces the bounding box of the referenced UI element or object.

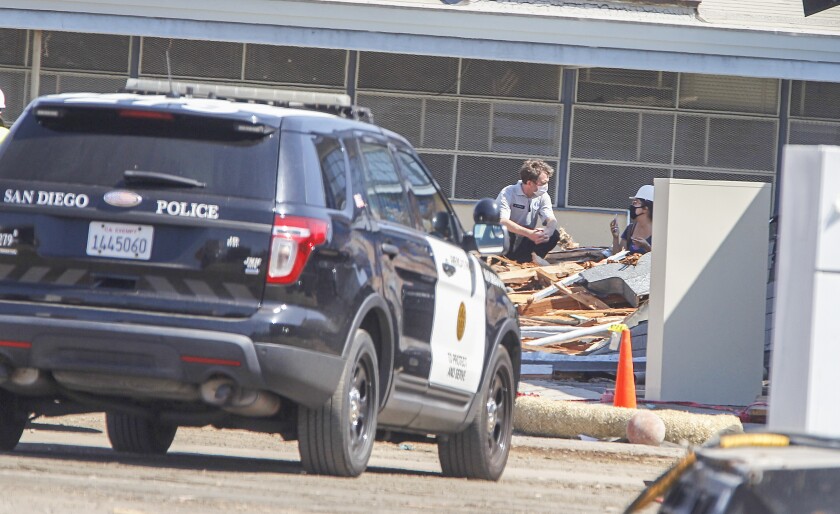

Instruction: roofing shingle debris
[485,241,650,374]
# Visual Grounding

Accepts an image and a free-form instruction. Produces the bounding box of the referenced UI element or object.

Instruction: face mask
[536,185,549,196]
[629,204,641,219]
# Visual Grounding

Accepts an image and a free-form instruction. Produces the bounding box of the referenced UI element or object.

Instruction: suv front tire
[438,346,514,481]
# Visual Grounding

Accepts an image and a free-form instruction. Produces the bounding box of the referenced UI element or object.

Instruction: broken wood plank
[497,268,537,283]
[522,340,597,354]
[556,283,612,310]
[507,293,536,305]
[496,262,583,283]
[534,267,559,288]
[518,296,589,316]
[491,254,523,267]
[538,308,635,317]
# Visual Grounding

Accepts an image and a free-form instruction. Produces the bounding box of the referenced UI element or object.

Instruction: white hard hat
[630,184,654,203]
[0,88,5,109]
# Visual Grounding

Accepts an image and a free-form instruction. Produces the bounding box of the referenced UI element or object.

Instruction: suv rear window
[0,106,279,200]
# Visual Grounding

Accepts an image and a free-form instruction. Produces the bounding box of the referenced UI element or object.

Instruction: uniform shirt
[496,180,557,234]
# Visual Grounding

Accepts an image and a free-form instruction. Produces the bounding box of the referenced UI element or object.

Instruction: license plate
[86,221,153,260]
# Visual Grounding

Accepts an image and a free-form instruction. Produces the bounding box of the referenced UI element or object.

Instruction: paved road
[0,414,684,513]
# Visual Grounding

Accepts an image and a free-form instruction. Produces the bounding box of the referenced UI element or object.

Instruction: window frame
[308,132,350,213]
[355,135,417,230]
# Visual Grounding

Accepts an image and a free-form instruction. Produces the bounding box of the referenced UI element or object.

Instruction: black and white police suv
[0,79,521,480]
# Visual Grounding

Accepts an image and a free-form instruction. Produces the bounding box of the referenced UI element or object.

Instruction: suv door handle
[442,263,456,276]
[381,242,400,258]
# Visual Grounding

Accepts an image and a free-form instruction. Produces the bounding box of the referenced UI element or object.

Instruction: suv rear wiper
[123,170,206,188]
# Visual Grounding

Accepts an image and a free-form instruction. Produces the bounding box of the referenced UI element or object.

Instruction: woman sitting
[610,185,653,255]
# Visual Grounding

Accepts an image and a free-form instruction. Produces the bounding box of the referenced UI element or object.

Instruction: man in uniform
[495,159,561,263]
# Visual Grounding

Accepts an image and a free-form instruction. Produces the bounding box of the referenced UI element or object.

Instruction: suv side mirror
[466,198,507,255]
[471,223,508,255]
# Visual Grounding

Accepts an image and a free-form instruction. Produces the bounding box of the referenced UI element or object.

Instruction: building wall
[1,28,839,245]
[699,0,840,31]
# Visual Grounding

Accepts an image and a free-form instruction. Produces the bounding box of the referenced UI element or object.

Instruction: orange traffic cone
[613,328,637,408]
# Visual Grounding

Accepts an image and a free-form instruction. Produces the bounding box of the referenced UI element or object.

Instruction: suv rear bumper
[0,313,344,409]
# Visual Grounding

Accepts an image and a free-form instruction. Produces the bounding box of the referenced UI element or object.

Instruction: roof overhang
[2,0,840,81]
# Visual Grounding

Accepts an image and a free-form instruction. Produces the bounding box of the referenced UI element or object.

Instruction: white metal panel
[770,145,840,437]
[807,272,840,434]
[646,178,770,405]
[815,147,840,272]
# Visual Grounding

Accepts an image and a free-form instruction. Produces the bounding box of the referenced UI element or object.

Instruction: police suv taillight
[266,215,329,284]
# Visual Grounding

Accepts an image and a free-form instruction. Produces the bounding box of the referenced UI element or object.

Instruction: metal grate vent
[381,95,461,150]
[357,52,458,94]
[672,114,707,167]
[454,155,551,201]
[674,114,777,171]
[458,101,491,152]
[356,94,461,150]
[460,59,560,100]
[679,74,778,115]
[0,29,28,66]
[492,102,562,156]
[244,45,346,87]
[571,107,674,164]
[572,108,639,162]
[141,37,242,80]
[359,92,561,166]
[41,32,130,73]
[577,68,677,108]
[357,94,427,148]
[422,98,459,150]
[567,163,669,210]
[788,120,840,145]
[418,153,455,198]
[38,73,126,96]
[790,81,840,120]
[458,100,561,156]
[639,112,675,164]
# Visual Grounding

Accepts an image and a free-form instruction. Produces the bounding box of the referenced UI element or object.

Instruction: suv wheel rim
[486,398,497,434]
[348,359,372,452]
[486,371,510,459]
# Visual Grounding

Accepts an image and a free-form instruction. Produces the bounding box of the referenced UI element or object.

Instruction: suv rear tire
[106,412,177,455]
[0,389,27,451]
[438,346,514,481]
[298,328,379,477]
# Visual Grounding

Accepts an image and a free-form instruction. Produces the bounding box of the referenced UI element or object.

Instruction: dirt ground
[0,413,685,514]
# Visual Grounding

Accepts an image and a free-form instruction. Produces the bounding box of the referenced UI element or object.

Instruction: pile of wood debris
[485,249,646,356]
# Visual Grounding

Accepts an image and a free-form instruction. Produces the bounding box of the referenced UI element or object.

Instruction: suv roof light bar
[123,78,373,122]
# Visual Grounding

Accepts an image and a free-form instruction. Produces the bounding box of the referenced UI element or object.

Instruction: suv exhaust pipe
[5,367,58,395]
[200,378,281,417]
